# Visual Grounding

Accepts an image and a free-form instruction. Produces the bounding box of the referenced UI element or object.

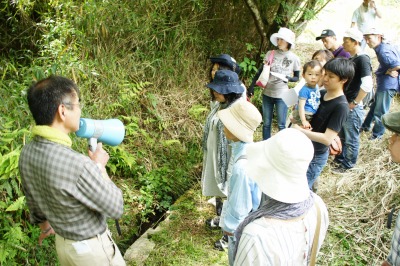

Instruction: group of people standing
[201,0,400,264]
[15,0,399,266]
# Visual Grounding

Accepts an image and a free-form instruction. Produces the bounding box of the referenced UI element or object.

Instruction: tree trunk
[243,0,268,55]
[242,0,332,59]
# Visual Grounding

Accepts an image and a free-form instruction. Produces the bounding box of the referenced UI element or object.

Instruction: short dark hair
[323,58,355,88]
[27,76,80,125]
[209,63,237,82]
[224,92,243,104]
[302,60,322,74]
[312,49,334,62]
[208,89,242,103]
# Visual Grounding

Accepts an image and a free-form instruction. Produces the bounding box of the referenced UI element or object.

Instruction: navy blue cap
[210,54,241,75]
[206,70,244,94]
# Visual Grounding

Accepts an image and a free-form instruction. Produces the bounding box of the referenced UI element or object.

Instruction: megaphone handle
[88,138,97,153]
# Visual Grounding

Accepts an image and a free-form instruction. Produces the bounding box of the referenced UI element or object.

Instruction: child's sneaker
[214,234,228,251]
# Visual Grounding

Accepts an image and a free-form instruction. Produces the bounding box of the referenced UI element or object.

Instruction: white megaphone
[76,118,125,152]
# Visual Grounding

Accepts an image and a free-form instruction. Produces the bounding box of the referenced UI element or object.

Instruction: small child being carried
[292,60,323,129]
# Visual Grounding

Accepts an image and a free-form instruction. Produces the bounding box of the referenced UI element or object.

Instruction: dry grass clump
[318,131,400,264]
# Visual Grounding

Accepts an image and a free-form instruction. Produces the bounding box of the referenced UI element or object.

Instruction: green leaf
[0,242,10,264]
[6,196,25,212]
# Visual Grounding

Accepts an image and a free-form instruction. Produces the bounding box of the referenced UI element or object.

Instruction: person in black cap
[201,69,244,251]
[316,29,350,58]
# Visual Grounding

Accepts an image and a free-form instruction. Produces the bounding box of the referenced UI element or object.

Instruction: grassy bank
[139,96,400,265]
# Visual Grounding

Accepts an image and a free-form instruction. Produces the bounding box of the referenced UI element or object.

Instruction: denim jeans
[335,105,364,169]
[362,89,397,138]
[306,150,329,189]
[262,94,288,140]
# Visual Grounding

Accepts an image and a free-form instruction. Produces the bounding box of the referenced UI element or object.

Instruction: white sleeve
[351,9,358,23]
[360,75,373,93]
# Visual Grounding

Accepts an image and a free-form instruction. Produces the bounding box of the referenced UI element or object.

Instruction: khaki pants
[291,109,314,125]
[55,229,126,266]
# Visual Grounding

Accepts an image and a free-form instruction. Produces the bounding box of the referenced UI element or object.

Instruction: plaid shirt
[388,212,400,266]
[19,136,123,241]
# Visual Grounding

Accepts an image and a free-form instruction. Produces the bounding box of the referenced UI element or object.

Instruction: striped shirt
[388,212,400,266]
[234,195,329,266]
[19,136,123,241]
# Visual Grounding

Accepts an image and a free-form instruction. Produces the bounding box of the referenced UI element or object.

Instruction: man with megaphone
[19,76,126,266]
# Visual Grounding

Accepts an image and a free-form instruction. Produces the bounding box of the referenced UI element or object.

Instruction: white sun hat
[270,27,296,49]
[245,128,314,203]
[217,99,262,143]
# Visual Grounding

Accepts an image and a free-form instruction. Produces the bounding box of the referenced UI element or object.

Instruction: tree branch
[242,0,267,47]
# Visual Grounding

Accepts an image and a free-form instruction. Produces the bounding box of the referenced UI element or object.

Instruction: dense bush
[0,0,262,263]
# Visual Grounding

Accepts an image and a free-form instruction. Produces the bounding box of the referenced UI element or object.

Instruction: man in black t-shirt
[332,28,373,173]
[293,58,353,188]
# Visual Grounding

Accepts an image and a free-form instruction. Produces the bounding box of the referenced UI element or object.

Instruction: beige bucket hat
[217,99,262,143]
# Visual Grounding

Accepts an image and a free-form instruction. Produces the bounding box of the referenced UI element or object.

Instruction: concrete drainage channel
[123,211,171,265]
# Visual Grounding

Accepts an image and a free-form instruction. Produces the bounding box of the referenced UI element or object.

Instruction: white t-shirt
[352,4,378,33]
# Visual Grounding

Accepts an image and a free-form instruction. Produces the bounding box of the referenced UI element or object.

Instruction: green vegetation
[141,123,400,265]
[1,0,400,265]
[0,0,219,264]
[143,185,228,266]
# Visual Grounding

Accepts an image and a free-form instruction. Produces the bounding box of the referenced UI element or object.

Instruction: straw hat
[270,27,296,49]
[217,99,262,143]
[206,70,244,95]
[245,128,314,203]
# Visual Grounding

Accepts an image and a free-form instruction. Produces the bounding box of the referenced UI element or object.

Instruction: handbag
[256,50,275,88]
[329,135,342,156]
[309,202,321,266]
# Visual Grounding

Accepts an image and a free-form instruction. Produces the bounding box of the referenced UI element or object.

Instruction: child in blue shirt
[293,60,323,129]
[216,99,262,265]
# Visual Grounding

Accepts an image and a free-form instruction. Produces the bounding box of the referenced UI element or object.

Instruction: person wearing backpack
[361,28,400,140]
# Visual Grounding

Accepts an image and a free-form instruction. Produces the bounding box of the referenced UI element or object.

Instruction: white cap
[344,28,364,43]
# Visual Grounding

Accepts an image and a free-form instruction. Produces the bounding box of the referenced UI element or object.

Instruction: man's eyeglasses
[62,102,84,109]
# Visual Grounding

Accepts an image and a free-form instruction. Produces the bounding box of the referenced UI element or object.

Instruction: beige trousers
[55,229,126,266]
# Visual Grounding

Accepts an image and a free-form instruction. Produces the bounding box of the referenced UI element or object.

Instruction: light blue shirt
[221,141,261,234]
[298,84,320,114]
[375,42,400,92]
